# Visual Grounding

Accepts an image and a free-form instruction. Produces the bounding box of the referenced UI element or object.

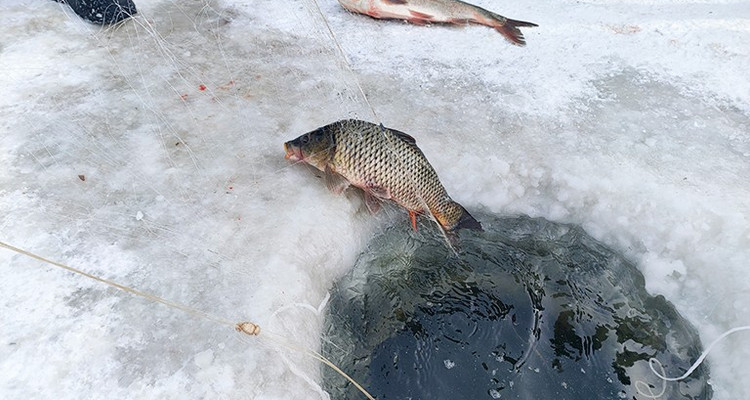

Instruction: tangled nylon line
[309,0,380,123]
[308,0,458,251]
[635,326,750,398]
[310,1,750,397]
[15,3,744,399]
[0,240,375,400]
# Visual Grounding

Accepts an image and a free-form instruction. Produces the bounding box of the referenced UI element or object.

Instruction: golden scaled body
[284,119,481,235]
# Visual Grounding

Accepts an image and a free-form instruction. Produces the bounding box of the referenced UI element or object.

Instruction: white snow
[1,0,749,399]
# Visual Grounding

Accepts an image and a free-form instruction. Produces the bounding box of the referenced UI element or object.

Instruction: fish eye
[301,135,310,144]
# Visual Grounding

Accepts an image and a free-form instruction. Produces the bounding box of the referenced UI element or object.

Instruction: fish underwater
[336,0,537,46]
[284,119,482,240]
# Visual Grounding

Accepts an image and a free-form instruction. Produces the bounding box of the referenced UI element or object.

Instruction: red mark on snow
[199,84,207,91]
[219,80,235,90]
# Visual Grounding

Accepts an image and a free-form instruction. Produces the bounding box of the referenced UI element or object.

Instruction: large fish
[284,119,482,238]
[337,0,537,46]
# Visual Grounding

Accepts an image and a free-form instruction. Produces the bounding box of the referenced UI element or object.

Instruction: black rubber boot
[54,0,137,25]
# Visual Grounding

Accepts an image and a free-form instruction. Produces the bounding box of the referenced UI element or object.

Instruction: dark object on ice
[323,215,711,399]
[54,0,137,25]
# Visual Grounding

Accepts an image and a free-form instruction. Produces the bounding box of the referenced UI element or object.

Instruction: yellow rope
[0,240,376,399]
[0,240,236,327]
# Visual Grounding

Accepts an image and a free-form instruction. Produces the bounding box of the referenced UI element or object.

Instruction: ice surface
[1,0,749,399]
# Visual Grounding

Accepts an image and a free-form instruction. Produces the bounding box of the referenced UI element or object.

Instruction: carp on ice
[284,119,482,239]
[337,0,537,46]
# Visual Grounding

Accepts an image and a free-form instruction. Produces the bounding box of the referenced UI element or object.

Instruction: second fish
[337,0,537,46]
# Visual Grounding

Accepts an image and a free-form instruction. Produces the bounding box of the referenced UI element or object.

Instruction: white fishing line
[636,325,750,398]
[306,1,458,249]
[309,0,380,123]
[653,326,750,381]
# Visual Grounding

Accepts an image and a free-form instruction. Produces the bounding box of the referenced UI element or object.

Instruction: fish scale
[284,119,482,237]
[336,121,436,210]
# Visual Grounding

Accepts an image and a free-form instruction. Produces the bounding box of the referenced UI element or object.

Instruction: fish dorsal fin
[324,165,350,194]
[385,125,418,148]
[391,129,416,145]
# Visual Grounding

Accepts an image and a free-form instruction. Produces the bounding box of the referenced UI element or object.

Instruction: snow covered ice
[1,0,749,399]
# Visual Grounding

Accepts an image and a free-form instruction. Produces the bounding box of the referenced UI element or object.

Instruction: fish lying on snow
[284,119,482,239]
[337,0,537,46]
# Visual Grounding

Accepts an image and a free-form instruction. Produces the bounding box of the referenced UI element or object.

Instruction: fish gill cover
[323,215,711,399]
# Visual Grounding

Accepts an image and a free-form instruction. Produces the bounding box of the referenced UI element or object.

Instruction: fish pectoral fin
[363,191,382,214]
[324,165,349,194]
[383,0,408,4]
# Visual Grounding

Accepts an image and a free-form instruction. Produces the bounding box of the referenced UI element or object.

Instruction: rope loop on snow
[0,240,376,400]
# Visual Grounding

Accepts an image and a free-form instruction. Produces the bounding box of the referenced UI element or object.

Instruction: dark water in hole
[322,215,711,400]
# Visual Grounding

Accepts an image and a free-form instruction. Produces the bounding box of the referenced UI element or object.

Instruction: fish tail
[435,201,483,234]
[488,13,538,46]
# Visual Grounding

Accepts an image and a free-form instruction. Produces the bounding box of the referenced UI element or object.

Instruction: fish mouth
[283,142,303,161]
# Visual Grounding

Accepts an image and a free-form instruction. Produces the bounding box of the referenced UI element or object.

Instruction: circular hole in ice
[322,215,711,399]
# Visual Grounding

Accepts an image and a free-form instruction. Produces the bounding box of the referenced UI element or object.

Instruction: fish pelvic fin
[363,191,383,214]
[363,184,389,214]
[407,10,434,25]
[487,14,538,46]
[409,210,419,232]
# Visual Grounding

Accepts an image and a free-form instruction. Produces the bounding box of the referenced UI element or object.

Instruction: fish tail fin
[489,14,537,46]
[435,201,483,234]
[453,204,483,232]
[433,201,482,251]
